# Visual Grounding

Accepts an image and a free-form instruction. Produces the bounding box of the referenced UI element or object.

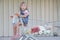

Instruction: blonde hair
[20,2,28,11]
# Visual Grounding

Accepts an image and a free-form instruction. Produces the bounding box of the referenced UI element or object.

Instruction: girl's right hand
[10,16,13,18]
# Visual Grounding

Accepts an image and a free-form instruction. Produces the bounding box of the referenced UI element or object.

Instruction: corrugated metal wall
[0,0,60,36]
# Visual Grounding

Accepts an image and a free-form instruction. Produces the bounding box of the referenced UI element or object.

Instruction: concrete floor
[0,36,60,40]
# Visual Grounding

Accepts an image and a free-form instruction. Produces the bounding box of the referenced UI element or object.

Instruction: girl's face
[21,4,27,10]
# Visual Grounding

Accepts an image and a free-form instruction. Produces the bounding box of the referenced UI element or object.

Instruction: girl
[11,2,29,40]
[20,2,29,26]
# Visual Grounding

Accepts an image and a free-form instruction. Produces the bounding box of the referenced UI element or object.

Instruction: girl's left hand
[15,13,20,17]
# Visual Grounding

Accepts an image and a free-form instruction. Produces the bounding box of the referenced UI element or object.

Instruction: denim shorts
[22,18,28,24]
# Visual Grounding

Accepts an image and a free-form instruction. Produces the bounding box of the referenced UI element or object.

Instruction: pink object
[31,26,40,33]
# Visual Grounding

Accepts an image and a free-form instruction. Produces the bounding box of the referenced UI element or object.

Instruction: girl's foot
[11,34,21,40]
[11,36,15,40]
[15,34,21,38]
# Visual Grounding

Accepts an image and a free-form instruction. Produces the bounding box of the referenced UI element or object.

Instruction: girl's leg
[16,22,21,38]
[13,25,17,36]
[11,25,17,40]
[16,25,20,38]
[13,22,20,36]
